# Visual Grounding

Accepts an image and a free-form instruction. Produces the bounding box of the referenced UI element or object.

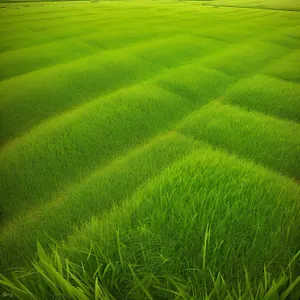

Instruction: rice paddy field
[0,0,300,299]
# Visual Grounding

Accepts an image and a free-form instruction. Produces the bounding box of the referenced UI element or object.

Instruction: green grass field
[0,0,300,299]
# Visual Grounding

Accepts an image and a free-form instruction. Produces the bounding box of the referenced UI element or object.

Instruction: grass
[200,0,300,11]
[224,74,300,122]
[263,49,300,83]
[200,41,289,77]
[2,146,300,299]
[177,101,300,179]
[0,132,202,268]
[0,83,194,220]
[0,52,160,142]
[0,0,299,299]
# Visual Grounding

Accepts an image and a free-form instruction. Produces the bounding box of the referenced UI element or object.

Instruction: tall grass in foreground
[1,147,299,299]
[1,246,299,300]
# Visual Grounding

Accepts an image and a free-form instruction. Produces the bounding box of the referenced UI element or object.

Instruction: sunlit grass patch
[190,26,256,43]
[3,145,299,299]
[225,74,300,122]
[200,41,289,76]
[264,32,300,50]
[177,101,300,178]
[0,83,193,222]
[204,0,300,11]
[262,49,300,83]
[0,52,161,142]
[0,133,201,268]
[0,40,98,80]
[78,28,162,50]
[155,63,234,103]
[131,35,227,67]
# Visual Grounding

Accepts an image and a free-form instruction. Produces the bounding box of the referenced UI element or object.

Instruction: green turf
[0,83,195,220]
[224,74,300,122]
[200,41,289,77]
[0,132,203,268]
[177,101,300,179]
[263,49,300,83]
[5,145,298,299]
[201,0,300,11]
[0,52,161,142]
[0,1,299,299]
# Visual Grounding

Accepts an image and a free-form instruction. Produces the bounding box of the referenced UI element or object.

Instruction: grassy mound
[177,101,300,178]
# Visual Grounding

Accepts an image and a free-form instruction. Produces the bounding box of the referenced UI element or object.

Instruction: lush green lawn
[0,1,299,299]
[201,0,300,11]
